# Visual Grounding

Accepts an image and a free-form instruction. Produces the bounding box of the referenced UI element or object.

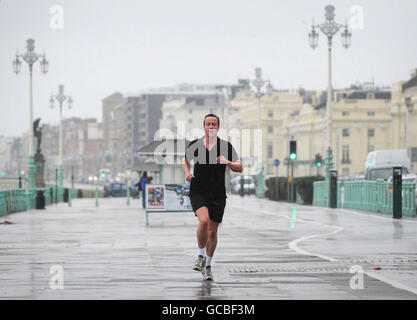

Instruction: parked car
[231,175,256,195]
[103,182,138,198]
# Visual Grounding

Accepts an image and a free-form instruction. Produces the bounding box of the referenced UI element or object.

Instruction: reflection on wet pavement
[0,196,416,299]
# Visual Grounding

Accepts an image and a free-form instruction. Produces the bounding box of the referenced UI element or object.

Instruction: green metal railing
[0,189,28,217]
[312,180,342,207]
[313,179,416,217]
[0,187,65,217]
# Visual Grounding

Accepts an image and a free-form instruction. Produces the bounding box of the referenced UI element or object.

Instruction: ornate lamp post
[50,84,73,202]
[405,95,414,157]
[13,39,49,208]
[251,67,273,198]
[309,5,352,179]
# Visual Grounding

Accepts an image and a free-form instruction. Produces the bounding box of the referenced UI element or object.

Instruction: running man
[183,114,242,281]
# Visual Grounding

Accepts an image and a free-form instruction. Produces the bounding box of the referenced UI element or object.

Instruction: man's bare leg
[206,219,219,258]
[196,206,209,249]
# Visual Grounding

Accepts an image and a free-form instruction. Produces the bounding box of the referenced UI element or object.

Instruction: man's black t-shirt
[185,136,238,200]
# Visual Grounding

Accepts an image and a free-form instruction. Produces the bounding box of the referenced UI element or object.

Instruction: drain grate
[229,266,417,274]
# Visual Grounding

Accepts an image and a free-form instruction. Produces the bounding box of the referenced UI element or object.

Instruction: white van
[364,149,414,180]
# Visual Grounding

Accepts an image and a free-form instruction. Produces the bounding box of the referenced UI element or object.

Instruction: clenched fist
[185,172,195,182]
[217,156,229,165]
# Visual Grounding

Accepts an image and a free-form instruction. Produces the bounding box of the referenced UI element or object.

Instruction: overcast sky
[1,0,416,137]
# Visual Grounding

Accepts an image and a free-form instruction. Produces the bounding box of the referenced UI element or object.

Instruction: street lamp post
[309,5,352,179]
[13,39,49,208]
[405,96,414,158]
[50,85,73,202]
[251,67,273,198]
[222,87,234,195]
[89,175,99,207]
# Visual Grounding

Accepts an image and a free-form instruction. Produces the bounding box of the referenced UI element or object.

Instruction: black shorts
[190,193,226,223]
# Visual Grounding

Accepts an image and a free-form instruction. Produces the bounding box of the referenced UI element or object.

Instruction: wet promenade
[0,196,416,299]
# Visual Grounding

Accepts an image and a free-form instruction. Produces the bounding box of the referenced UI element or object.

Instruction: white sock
[205,255,212,267]
[199,248,206,257]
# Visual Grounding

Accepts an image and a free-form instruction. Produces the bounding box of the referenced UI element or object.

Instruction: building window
[267,144,273,158]
[342,168,349,176]
[368,128,375,137]
[188,118,193,124]
[367,111,375,116]
[342,129,350,137]
[268,125,273,134]
[342,145,351,164]
[368,144,375,153]
[189,108,193,114]
[342,111,350,116]
[268,110,274,118]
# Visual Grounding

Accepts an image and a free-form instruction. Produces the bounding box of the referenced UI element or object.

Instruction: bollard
[68,188,72,207]
[240,175,244,197]
[35,190,45,210]
[95,186,99,207]
[329,169,338,208]
[63,188,69,203]
[392,166,402,219]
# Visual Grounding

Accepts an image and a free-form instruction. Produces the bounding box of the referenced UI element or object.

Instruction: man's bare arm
[227,160,243,173]
[182,157,195,182]
[217,156,243,173]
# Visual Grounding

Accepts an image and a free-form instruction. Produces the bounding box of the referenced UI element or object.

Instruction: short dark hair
[203,113,220,127]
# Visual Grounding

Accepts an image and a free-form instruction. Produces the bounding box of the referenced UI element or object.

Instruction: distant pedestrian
[183,114,242,281]
[135,171,147,201]
[140,173,150,209]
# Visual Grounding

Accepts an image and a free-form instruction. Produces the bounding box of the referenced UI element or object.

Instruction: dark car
[103,183,139,198]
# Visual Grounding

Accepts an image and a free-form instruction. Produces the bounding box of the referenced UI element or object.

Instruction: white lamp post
[309,5,352,179]
[251,67,273,198]
[405,95,414,158]
[13,39,48,208]
[50,84,73,202]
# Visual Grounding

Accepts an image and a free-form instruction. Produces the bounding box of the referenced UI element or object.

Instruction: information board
[145,184,192,212]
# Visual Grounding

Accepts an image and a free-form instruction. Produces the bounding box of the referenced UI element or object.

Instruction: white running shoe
[203,266,213,281]
[193,255,206,272]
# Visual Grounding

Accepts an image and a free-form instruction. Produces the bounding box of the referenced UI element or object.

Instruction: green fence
[312,180,342,207]
[313,179,416,217]
[0,187,64,217]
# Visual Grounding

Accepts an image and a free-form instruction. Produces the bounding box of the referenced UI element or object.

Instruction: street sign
[273,159,280,167]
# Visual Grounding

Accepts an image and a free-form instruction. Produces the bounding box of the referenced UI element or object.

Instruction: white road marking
[230,202,417,296]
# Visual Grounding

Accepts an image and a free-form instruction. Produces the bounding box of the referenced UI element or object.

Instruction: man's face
[204,116,219,138]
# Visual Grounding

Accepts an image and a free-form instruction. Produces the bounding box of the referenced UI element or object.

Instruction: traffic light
[289,140,297,160]
[1,171,5,177]
[315,153,323,167]
[20,169,26,176]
